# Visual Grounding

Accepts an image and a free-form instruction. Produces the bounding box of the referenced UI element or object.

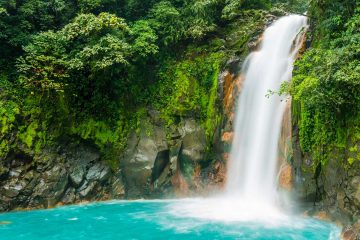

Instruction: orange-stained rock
[214,161,226,188]
[222,71,244,118]
[193,165,202,190]
[229,112,235,122]
[342,230,357,240]
[171,168,189,196]
[222,132,234,142]
[296,29,308,58]
[205,160,227,191]
[223,153,230,162]
[342,220,360,240]
[279,164,293,191]
[314,211,331,221]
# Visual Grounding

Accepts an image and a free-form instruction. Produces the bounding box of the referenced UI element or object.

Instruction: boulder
[86,163,111,183]
[122,131,157,197]
[70,144,100,165]
[62,188,76,204]
[178,119,200,136]
[111,177,125,199]
[152,150,170,183]
[69,165,85,187]
[0,221,11,225]
[342,220,360,240]
[350,176,360,206]
[169,141,182,173]
[2,180,25,198]
[78,181,96,198]
[0,142,126,211]
[32,165,68,201]
[178,128,206,183]
[279,164,293,191]
[122,120,169,197]
[181,130,206,162]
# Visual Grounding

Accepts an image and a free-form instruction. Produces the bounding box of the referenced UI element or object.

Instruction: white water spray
[170,15,308,222]
[226,15,308,204]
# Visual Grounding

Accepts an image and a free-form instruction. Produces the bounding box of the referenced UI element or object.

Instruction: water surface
[0,200,340,240]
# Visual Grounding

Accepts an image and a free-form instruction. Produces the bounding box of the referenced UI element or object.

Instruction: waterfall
[169,15,308,222]
[225,15,308,208]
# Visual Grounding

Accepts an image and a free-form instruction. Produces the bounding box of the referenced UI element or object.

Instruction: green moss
[70,117,129,149]
[0,100,20,135]
[203,60,221,144]
[19,122,38,148]
[0,140,10,158]
[67,110,153,170]
[152,48,224,148]
[290,3,360,171]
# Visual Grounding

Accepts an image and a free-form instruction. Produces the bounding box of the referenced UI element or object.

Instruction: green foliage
[16,13,134,120]
[78,0,118,13]
[181,0,224,40]
[153,50,224,144]
[121,0,157,20]
[148,0,226,44]
[130,20,159,58]
[348,126,360,165]
[204,62,221,143]
[309,0,357,43]
[0,0,76,68]
[0,0,296,168]
[0,100,19,135]
[70,117,129,150]
[17,13,130,90]
[270,0,309,14]
[149,1,184,46]
[289,2,360,167]
[222,0,272,19]
[19,122,39,148]
[17,31,69,91]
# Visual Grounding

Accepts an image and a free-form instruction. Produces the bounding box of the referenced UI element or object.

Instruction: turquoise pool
[0,200,340,240]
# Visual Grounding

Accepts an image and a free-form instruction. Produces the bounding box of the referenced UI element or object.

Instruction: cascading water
[169,15,309,222]
[225,15,308,205]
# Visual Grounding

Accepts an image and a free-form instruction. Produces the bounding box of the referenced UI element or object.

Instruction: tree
[149,1,184,46]
[17,13,131,117]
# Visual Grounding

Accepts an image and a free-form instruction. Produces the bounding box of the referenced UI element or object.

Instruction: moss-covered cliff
[287,0,360,235]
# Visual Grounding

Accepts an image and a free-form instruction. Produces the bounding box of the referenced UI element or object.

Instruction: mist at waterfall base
[0,15,341,239]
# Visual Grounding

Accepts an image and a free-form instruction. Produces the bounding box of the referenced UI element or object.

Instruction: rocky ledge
[0,143,124,211]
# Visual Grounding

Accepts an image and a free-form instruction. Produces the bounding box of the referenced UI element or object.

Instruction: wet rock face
[350,176,360,206]
[178,130,206,182]
[0,112,217,210]
[278,164,293,191]
[291,126,360,227]
[120,115,209,198]
[342,219,360,240]
[0,143,125,211]
[121,123,166,198]
[69,165,85,187]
